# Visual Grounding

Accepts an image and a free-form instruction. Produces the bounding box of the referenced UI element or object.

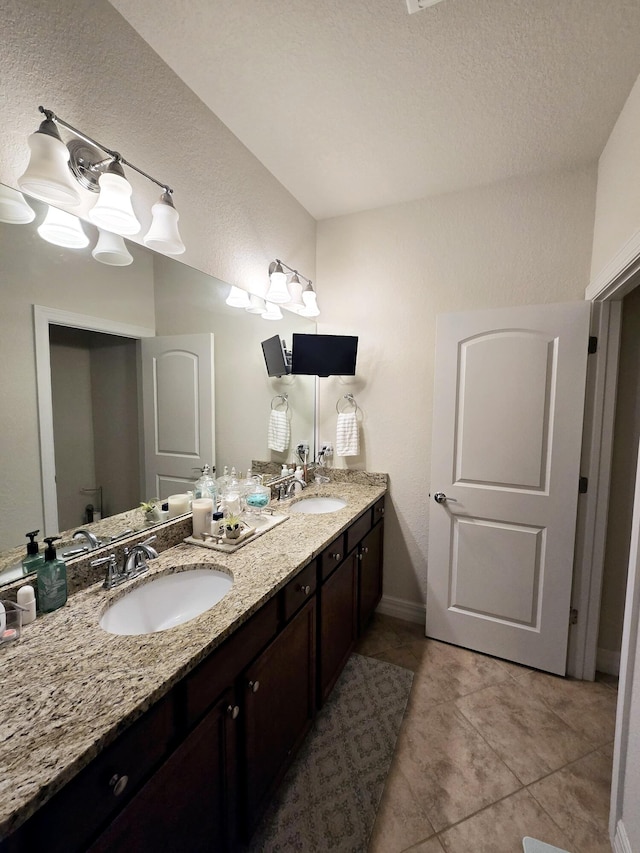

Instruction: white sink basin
[289,496,347,514]
[100,568,233,636]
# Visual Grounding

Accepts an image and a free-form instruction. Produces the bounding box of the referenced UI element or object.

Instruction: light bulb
[262,301,283,320]
[88,162,140,236]
[0,186,35,224]
[18,118,81,206]
[266,261,290,303]
[226,286,251,308]
[37,205,89,249]
[92,229,133,266]
[143,191,185,254]
[246,295,267,315]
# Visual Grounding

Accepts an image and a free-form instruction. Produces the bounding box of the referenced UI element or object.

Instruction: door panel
[427,301,590,675]
[140,334,215,500]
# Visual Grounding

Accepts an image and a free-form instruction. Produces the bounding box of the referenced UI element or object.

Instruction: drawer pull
[249,679,260,693]
[362,546,369,554]
[330,553,341,561]
[109,774,129,797]
[227,704,240,719]
[377,506,385,515]
[299,584,311,595]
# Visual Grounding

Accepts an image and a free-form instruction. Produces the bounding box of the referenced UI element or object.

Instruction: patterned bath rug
[247,652,414,852]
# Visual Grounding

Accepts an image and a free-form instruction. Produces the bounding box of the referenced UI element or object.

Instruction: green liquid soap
[37,536,67,613]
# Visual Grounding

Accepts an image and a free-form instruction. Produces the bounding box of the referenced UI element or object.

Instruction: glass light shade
[266,266,290,303]
[0,186,36,224]
[18,128,81,206]
[88,171,141,236]
[262,301,283,321]
[287,274,305,309]
[37,205,89,249]
[246,295,267,315]
[225,286,251,308]
[143,196,185,255]
[299,289,320,317]
[92,229,133,266]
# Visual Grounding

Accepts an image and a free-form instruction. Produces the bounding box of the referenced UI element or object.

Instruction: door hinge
[588,336,598,354]
[578,476,588,494]
[570,608,579,625]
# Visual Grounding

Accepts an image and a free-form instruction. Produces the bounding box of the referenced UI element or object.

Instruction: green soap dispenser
[22,530,45,576]
[37,536,67,613]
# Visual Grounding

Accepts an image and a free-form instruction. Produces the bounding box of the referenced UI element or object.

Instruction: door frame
[34,305,154,535]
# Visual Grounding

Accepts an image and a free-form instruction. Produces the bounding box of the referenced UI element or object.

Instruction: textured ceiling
[108,0,640,220]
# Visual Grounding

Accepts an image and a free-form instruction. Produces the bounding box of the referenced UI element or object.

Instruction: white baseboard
[376,594,425,625]
[596,647,621,677]
[613,819,632,853]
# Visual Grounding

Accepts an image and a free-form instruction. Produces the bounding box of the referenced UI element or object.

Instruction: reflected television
[261,335,291,377]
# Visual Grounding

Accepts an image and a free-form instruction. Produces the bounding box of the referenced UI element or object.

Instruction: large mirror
[0,185,316,584]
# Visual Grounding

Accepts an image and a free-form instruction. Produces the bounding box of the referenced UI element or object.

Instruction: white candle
[191,498,213,538]
[168,493,190,518]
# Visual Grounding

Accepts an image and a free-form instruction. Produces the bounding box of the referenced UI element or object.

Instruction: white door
[140,334,215,501]
[426,301,591,675]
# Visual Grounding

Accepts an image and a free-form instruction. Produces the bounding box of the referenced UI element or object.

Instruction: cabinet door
[242,598,316,837]
[319,552,358,705]
[358,521,384,632]
[88,689,239,853]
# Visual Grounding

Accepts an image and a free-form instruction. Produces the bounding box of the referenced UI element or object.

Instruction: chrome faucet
[73,529,101,549]
[285,479,306,498]
[92,536,158,589]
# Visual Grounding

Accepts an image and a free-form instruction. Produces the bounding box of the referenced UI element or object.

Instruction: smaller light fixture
[143,190,185,255]
[92,228,133,266]
[37,205,89,249]
[262,301,283,321]
[299,283,320,317]
[225,286,251,308]
[17,115,81,205]
[246,295,267,315]
[0,185,35,224]
[287,272,305,310]
[266,260,291,303]
[88,160,140,236]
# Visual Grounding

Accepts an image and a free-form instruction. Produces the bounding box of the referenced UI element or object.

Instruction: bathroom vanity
[0,478,385,852]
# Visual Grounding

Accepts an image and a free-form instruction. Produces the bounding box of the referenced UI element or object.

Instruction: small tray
[184,512,288,553]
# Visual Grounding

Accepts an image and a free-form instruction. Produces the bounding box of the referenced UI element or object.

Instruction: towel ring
[336,393,359,414]
[271,394,289,412]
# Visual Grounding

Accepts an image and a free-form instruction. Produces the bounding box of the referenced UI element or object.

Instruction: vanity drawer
[282,561,317,622]
[5,695,174,853]
[184,597,278,727]
[319,533,346,581]
[346,509,372,554]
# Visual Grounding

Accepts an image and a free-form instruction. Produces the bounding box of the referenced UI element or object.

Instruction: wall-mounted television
[261,335,291,377]
[291,333,358,377]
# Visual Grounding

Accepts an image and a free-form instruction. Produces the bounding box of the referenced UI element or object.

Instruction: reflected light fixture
[262,301,283,321]
[37,205,89,249]
[225,285,251,308]
[246,294,267,315]
[18,107,185,252]
[92,228,133,266]
[0,185,36,224]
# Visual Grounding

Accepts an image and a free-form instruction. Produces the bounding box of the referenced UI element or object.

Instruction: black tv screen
[291,334,358,377]
[261,335,290,377]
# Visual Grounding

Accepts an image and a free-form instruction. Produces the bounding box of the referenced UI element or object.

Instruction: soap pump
[22,530,44,576]
[37,536,67,613]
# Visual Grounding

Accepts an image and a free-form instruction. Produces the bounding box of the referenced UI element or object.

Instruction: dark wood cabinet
[3,497,384,853]
[87,688,238,853]
[242,597,316,836]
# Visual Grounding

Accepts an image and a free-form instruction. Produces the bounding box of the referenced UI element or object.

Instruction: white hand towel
[336,411,359,456]
[268,409,290,452]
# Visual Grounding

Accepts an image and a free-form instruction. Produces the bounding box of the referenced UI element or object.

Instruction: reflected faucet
[73,529,101,549]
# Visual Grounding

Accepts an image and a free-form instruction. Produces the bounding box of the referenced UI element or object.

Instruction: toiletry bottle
[37,536,67,613]
[195,464,218,506]
[17,585,36,624]
[22,530,44,576]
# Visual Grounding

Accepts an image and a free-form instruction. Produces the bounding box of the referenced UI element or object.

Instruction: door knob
[433,492,457,504]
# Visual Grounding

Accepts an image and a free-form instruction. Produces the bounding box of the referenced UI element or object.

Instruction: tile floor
[357,614,618,853]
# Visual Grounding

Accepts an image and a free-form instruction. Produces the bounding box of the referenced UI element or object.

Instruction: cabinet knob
[248,679,260,693]
[299,584,311,595]
[227,704,240,719]
[377,506,385,515]
[362,546,369,554]
[109,773,129,797]
[331,552,341,561]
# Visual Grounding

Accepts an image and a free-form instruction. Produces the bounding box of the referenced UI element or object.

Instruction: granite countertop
[0,476,386,839]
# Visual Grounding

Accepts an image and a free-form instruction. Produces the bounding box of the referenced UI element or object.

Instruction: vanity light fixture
[246,294,267,315]
[92,228,133,266]
[225,286,251,308]
[287,272,305,310]
[266,259,319,315]
[266,260,290,303]
[299,283,320,317]
[37,205,89,249]
[262,301,284,321]
[18,107,185,253]
[0,185,35,224]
